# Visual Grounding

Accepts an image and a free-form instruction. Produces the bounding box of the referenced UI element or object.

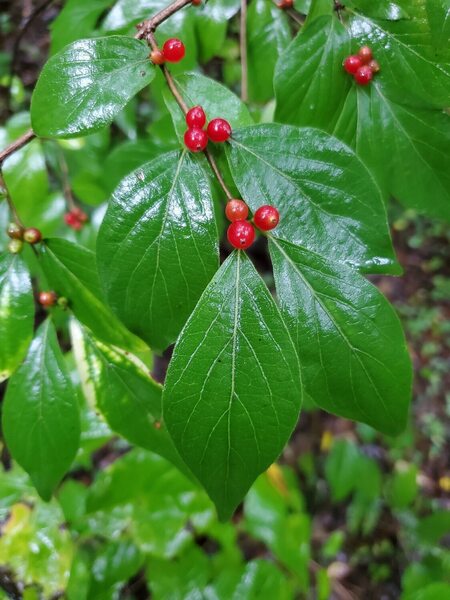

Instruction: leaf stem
[240,0,248,102]
[0,129,36,166]
[204,149,234,200]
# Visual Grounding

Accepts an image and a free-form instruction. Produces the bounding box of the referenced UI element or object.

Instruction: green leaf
[195,0,240,61]
[0,253,34,382]
[2,320,80,500]
[97,151,219,352]
[232,560,293,599]
[163,251,302,521]
[427,0,450,50]
[85,449,213,558]
[346,0,409,20]
[324,439,361,501]
[385,461,418,508]
[31,37,155,138]
[226,124,398,274]
[247,0,291,102]
[1,113,49,222]
[147,546,211,599]
[50,0,112,55]
[70,320,190,476]
[347,5,450,108]
[333,85,450,221]
[39,238,145,353]
[163,72,253,140]
[274,16,351,130]
[269,238,412,435]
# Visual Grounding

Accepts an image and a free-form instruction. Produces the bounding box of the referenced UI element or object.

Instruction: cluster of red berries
[150,38,185,65]
[6,223,42,253]
[184,105,232,153]
[64,207,88,231]
[225,199,280,250]
[343,46,380,86]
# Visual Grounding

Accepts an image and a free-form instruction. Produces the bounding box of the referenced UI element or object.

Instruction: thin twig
[57,148,76,211]
[0,129,36,166]
[240,0,248,102]
[286,8,305,26]
[135,0,193,40]
[0,173,25,228]
[204,149,233,200]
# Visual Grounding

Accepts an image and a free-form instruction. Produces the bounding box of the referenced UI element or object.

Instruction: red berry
[207,118,232,143]
[39,291,57,308]
[64,212,83,231]
[186,106,206,129]
[71,207,88,223]
[343,55,363,74]
[254,205,280,231]
[358,46,373,64]
[184,127,208,152]
[150,49,165,65]
[6,222,24,240]
[192,0,202,5]
[368,59,380,74]
[225,199,248,222]
[23,227,42,244]
[162,38,185,63]
[227,220,255,249]
[354,65,373,86]
[277,0,293,8]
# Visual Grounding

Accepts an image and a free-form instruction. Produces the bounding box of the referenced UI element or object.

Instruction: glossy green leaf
[147,546,211,599]
[247,0,291,102]
[85,449,213,558]
[163,72,253,140]
[50,0,112,55]
[39,238,145,353]
[274,16,351,130]
[0,501,74,596]
[347,4,450,108]
[70,320,189,476]
[270,238,412,435]
[102,138,175,195]
[0,253,34,382]
[31,37,155,138]
[427,0,450,50]
[346,0,409,20]
[226,124,398,274]
[1,114,49,221]
[333,85,450,221]
[195,0,240,61]
[163,251,302,521]
[2,320,80,500]
[232,560,293,599]
[97,151,219,352]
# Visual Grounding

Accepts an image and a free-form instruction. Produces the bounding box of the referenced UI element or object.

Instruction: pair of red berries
[150,38,185,65]
[225,199,280,250]
[343,46,380,86]
[64,207,88,231]
[184,106,232,153]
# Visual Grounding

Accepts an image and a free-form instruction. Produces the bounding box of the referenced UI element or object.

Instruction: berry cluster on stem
[343,46,380,86]
[184,105,232,153]
[225,200,280,250]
